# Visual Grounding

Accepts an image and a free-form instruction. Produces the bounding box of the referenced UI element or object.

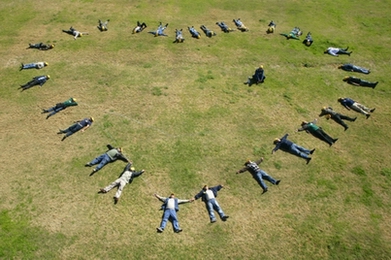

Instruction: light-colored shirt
[205,190,215,200]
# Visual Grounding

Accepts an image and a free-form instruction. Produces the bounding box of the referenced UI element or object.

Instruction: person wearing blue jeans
[216,21,234,33]
[42,97,78,119]
[149,22,168,37]
[20,62,48,71]
[155,193,193,233]
[236,158,280,194]
[272,133,315,164]
[57,117,94,141]
[188,26,201,39]
[338,64,370,74]
[194,184,229,223]
[85,144,130,176]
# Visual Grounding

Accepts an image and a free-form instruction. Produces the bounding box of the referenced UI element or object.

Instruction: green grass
[1,0,391,259]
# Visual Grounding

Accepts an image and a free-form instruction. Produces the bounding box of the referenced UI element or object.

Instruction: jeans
[288,143,310,159]
[160,209,180,231]
[64,123,83,137]
[89,153,112,171]
[252,170,277,190]
[22,63,37,69]
[205,199,225,221]
[47,106,65,117]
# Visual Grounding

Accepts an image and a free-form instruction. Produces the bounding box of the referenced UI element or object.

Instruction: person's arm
[254,157,264,165]
[194,190,203,200]
[154,194,166,202]
[80,124,90,132]
[116,153,130,163]
[236,166,249,174]
[107,144,114,150]
[177,198,192,204]
[131,169,144,178]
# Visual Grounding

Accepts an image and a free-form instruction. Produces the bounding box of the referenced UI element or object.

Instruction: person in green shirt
[42,97,78,119]
[297,119,338,146]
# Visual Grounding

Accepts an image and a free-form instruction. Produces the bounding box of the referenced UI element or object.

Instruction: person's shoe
[114,197,119,204]
[370,108,376,113]
[372,82,378,89]
[61,136,67,141]
[211,219,217,223]
[57,129,64,134]
[222,216,229,221]
[46,115,51,120]
[333,138,339,143]
[156,227,164,233]
[98,189,106,194]
[89,169,97,176]
[310,148,316,154]
[306,158,312,164]
[353,117,357,122]
[41,109,47,114]
[174,229,183,233]
[262,188,268,194]
[20,64,23,71]
[366,114,371,119]
[344,127,349,131]
[85,163,92,167]
[275,180,281,185]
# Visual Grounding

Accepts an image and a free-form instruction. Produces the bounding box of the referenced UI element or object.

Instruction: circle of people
[20,18,378,234]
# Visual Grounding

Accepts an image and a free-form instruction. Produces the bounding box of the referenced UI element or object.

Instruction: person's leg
[114,180,127,199]
[211,199,226,219]
[312,130,333,146]
[319,130,337,145]
[339,114,356,122]
[260,170,277,185]
[206,201,216,222]
[159,210,171,230]
[47,107,64,118]
[290,144,310,158]
[89,154,106,166]
[169,210,181,231]
[350,103,368,115]
[104,179,120,193]
[95,154,111,171]
[359,79,377,88]
[332,115,349,129]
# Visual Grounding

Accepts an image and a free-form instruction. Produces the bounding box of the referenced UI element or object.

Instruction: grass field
[1,0,391,259]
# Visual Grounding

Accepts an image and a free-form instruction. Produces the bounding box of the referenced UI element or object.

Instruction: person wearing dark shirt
[266,21,276,34]
[297,119,338,146]
[244,65,265,86]
[97,19,109,31]
[272,134,315,164]
[343,76,378,89]
[319,106,356,131]
[27,43,54,50]
[200,25,216,37]
[42,97,78,119]
[216,21,234,33]
[337,97,375,119]
[19,75,50,91]
[193,184,229,223]
[338,64,370,74]
[236,158,280,194]
[188,26,201,39]
[57,117,94,141]
[85,144,130,175]
[302,32,313,46]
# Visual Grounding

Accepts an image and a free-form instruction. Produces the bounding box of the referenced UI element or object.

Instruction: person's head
[90,117,94,122]
[130,167,135,171]
[169,193,175,198]
[44,62,49,66]
[273,138,280,145]
[259,65,264,69]
[338,65,342,69]
[202,185,209,191]
[301,121,308,126]
[46,75,50,79]
[323,50,328,54]
[322,106,327,110]
[305,41,311,46]
[118,147,122,153]
[50,44,55,48]
[244,159,252,166]
[343,76,349,81]
[71,97,77,102]
[338,97,344,102]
